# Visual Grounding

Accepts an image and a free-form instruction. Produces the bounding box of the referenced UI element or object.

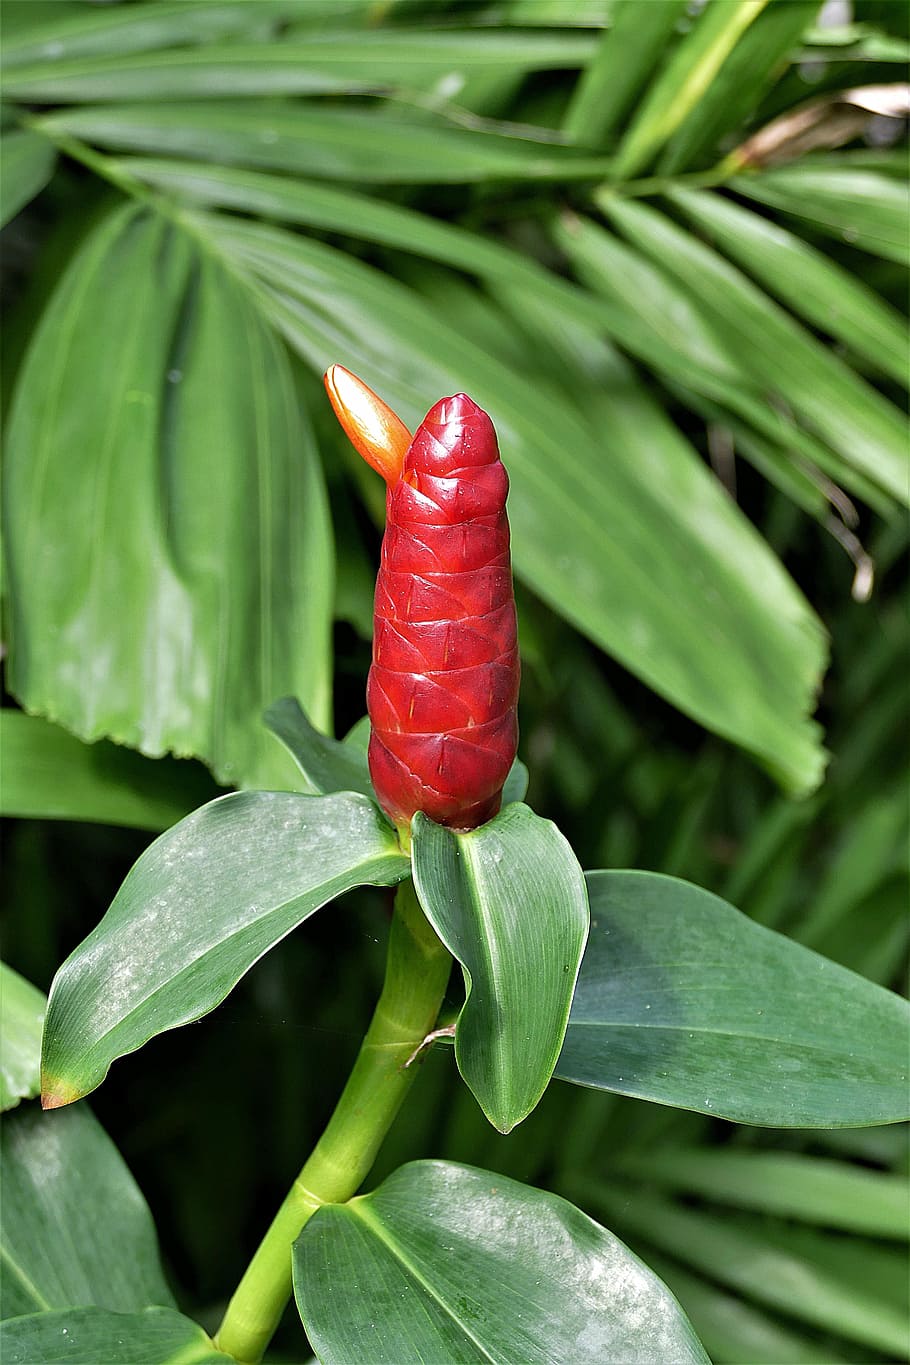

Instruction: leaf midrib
[348,1202,498,1363]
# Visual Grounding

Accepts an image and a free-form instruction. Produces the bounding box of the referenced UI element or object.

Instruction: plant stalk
[213,877,450,1365]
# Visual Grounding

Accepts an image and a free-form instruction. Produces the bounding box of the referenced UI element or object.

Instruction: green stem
[213,878,451,1365]
[598,156,738,201]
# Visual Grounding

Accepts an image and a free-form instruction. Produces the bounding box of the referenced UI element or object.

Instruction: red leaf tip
[40,1076,81,1110]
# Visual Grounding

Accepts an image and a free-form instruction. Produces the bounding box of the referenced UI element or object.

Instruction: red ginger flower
[325,367,519,832]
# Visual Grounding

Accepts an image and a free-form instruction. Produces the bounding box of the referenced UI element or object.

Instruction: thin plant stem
[213,878,451,1365]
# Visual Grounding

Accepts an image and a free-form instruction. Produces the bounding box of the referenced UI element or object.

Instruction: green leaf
[294,1160,710,1364]
[0,1306,230,1364]
[497,0,611,23]
[500,756,529,805]
[583,1185,910,1357]
[1,1104,173,1318]
[263,696,374,798]
[2,31,597,102]
[658,1,820,174]
[37,103,613,184]
[561,0,688,148]
[0,710,219,831]
[124,158,883,511]
[596,197,909,505]
[612,1147,910,1239]
[643,1251,852,1365]
[202,211,828,795]
[553,207,892,515]
[0,129,56,227]
[733,164,910,263]
[613,0,769,179]
[669,186,910,387]
[555,870,910,1126]
[0,0,339,68]
[342,714,372,752]
[4,200,333,790]
[0,964,44,1111]
[265,697,529,807]
[411,805,588,1132]
[41,791,408,1105]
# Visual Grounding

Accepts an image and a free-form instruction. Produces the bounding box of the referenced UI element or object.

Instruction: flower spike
[325,370,520,833]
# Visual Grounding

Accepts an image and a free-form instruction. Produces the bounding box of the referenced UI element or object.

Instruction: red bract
[325,369,519,832]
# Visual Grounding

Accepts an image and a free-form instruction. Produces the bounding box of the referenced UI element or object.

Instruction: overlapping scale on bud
[367,393,519,830]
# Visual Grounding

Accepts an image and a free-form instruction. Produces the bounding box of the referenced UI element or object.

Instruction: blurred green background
[2,0,907,1361]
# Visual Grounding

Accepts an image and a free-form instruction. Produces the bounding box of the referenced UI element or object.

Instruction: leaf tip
[40,1075,81,1110]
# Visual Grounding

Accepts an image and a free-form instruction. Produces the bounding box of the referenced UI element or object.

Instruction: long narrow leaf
[0,0,346,68]
[658,1,820,173]
[599,195,909,504]
[612,1148,910,1238]
[3,31,597,103]
[613,0,769,178]
[411,806,588,1133]
[733,163,910,263]
[0,129,56,227]
[669,187,909,385]
[37,103,613,184]
[582,1186,910,1356]
[562,0,687,147]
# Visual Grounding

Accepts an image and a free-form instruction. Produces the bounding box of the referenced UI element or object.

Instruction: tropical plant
[2,1,908,1362]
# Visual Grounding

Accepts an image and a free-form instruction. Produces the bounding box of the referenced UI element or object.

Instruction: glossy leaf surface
[38,104,613,184]
[612,0,768,178]
[612,1147,910,1239]
[670,186,909,386]
[294,1161,709,1364]
[586,1185,910,1357]
[0,1307,229,1364]
[562,0,687,147]
[0,0,333,68]
[733,163,909,262]
[645,1251,852,1365]
[0,964,44,1111]
[500,756,529,805]
[411,805,588,1132]
[41,791,408,1105]
[0,710,218,831]
[1,1105,173,1318]
[0,129,56,227]
[556,871,910,1126]
[263,696,374,799]
[3,31,596,102]
[552,208,890,514]
[658,0,819,173]
[4,200,333,790]
[600,196,909,505]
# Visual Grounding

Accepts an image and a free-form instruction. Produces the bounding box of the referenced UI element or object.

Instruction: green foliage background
[2,0,907,1361]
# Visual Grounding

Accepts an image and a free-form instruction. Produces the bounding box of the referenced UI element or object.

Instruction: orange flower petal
[324,365,412,485]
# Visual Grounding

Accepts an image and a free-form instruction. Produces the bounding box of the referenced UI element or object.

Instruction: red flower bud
[324,369,519,832]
